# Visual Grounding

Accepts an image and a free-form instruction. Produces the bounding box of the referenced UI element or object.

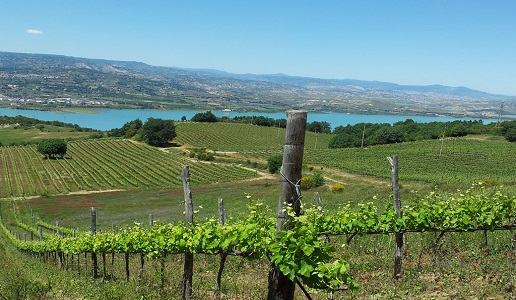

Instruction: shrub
[312,170,325,187]
[505,128,516,142]
[88,132,104,139]
[330,183,344,193]
[189,147,215,161]
[267,154,283,174]
[300,176,313,190]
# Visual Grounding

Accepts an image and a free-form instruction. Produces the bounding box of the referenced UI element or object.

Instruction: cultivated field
[0,139,258,198]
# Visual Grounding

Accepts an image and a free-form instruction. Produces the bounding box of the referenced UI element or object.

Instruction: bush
[505,128,516,142]
[300,176,313,190]
[312,170,325,187]
[330,183,344,193]
[88,132,104,139]
[267,154,283,174]
[188,147,215,161]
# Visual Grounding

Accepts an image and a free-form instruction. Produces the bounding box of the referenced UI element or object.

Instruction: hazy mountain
[1,51,513,118]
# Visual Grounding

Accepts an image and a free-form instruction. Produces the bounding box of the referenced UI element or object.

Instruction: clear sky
[1,0,515,96]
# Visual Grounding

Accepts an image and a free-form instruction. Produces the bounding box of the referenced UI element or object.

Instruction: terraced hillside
[0,139,258,198]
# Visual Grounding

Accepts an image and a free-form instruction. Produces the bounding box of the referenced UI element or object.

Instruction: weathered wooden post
[91,207,98,278]
[181,165,194,300]
[315,192,323,212]
[388,156,404,279]
[215,197,227,299]
[268,110,307,300]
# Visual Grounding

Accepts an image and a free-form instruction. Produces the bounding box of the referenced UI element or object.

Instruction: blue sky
[1,0,516,96]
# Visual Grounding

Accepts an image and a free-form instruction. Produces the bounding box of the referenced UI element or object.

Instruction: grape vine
[1,185,514,294]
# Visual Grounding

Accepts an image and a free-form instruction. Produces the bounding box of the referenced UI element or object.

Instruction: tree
[142,118,176,146]
[329,133,363,148]
[376,128,404,144]
[307,121,331,134]
[267,153,283,174]
[107,118,143,138]
[37,139,67,159]
[505,128,516,142]
[191,111,218,122]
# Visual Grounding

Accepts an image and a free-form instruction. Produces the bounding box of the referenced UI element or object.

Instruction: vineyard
[2,120,516,298]
[303,137,516,184]
[0,139,258,198]
[237,137,516,185]
[2,183,516,298]
[174,122,333,151]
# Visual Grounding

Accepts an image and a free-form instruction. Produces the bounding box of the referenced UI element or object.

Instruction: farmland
[1,121,516,299]
[0,139,258,198]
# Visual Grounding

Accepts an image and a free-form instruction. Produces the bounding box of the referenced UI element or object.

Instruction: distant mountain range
[0,51,514,118]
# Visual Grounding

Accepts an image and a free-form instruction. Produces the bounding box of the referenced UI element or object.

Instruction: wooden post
[315,192,323,213]
[38,226,43,241]
[215,197,228,300]
[56,221,60,236]
[91,207,98,278]
[149,214,153,227]
[388,156,404,279]
[181,165,194,300]
[268,110,307,300]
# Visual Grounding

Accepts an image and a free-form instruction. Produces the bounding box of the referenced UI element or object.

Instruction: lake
[0,107,498,131]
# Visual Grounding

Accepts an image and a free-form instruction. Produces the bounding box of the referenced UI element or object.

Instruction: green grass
[0,126,92,145]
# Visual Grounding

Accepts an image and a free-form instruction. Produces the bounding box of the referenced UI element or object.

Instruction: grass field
[0,125,93,145]
[1,122,516,299]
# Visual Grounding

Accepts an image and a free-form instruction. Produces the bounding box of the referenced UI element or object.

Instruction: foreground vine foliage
[1,184,514,294]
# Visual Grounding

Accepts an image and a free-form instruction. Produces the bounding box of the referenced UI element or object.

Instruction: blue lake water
[0,107,498,131]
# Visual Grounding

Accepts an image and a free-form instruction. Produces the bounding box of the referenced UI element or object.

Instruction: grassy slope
[0,125,92,145]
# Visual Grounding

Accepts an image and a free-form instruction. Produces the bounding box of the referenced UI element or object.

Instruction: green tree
[375,128,404,144]
[107,118,143,138]
[267,154,283,174]
[307,121,331,134]
[329,133,363,148]
[191,111,218,122]
[37,139,67,159]
[505,128,516,142]
[142,118,176,146]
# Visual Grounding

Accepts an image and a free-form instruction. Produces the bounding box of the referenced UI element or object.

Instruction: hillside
[0,139,258,198]
[1,51,514,118]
